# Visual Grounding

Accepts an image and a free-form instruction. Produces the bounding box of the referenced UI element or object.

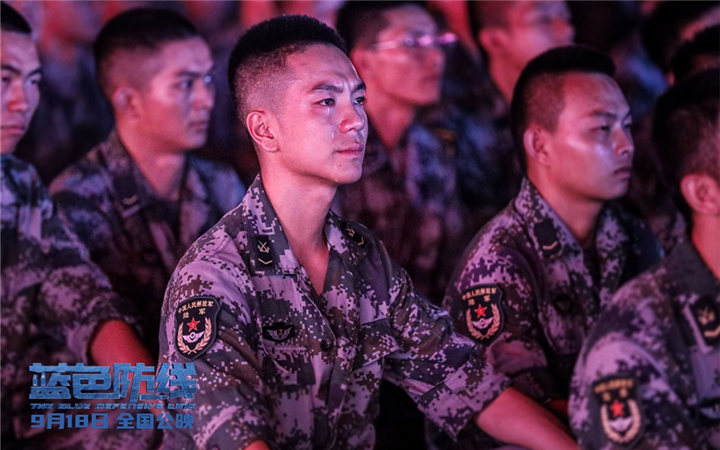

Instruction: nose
[339,99,366,134]
[615,125,634,159]
[7,80,30,113]
[554,17,575,44]
[194,78,215,111]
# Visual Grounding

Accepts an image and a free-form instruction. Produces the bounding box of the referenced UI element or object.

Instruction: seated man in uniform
[50,8,245,356]
[570,69,720,449]
[0,3,155,448]
[157,15,576,450]
[439,46,662,448]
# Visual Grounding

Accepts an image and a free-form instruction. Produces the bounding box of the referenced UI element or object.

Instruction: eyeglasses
[371,31,458,51]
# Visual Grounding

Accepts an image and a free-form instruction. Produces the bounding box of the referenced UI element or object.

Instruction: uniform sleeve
[444,246,559,404]
[159,239,271,450]
[570,295,699,449]
[382,259,511,438]
[29,181,137,362]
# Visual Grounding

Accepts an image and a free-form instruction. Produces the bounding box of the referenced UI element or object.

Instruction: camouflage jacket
[158,175,510,450]
[50,131,244,353]
[570,239,720,449]
[434,178,661,448]
[336,121,474,302]
[0,155,140,446]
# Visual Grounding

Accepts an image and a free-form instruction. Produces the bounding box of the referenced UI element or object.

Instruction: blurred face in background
[1,31,41,154]
[352,4,452,110]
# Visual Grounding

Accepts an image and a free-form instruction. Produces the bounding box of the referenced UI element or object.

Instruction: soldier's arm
[475,387,576,450]
[570,290,700,449]
[159,253,273,449]
[444,246,562,405]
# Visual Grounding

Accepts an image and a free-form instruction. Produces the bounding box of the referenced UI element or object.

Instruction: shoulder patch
[533,219,561,258]
[592,375,643,446]
[689,295,720,346]
[254,235,274,267]
[461,284,504,342]
[174,296,220,360]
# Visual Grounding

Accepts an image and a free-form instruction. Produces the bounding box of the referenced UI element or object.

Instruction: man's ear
[681,173,720,216]
[479,27,507,57]
[246,110,279,154]
[111,85,140,118]
[523,125,551,167]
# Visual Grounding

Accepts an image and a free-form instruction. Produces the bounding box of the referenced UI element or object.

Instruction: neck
[489,57,519,104]
[365,93,416,149]
[530,174,603,248]
[692,216,720,280]
[116,122,186,201]
[261,165,334,261]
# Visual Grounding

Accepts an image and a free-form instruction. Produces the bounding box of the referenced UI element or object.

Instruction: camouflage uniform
[50,131,244,354]
[158,175,511,450]
[570,239,720,449]
[432,178,662,448]
[0,154,154,448]
[337,121,473,302]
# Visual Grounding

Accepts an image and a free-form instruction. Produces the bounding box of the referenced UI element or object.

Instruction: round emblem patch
[593,375,643,446]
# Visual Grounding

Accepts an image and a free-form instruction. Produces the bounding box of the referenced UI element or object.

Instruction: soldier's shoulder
[49,146,106,194]
[612,261,669,311]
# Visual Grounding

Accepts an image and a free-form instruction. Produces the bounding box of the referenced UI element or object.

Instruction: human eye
[318,98,335,106]
[202,74,214,86]
[178,78,194,90]
[28,74,42,86]
[354,95,366,105]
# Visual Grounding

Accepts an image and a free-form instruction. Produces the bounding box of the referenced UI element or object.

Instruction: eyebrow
[1,64,42,77]
[589,109,632,121]
[174,66,215,78]
[311,81,366,94]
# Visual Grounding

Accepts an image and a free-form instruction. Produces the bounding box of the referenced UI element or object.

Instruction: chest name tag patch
[690,295,720,346]
[262,322,295,343]
[461,284,504,342]
[593,375,643,446]
[174,296,220,360]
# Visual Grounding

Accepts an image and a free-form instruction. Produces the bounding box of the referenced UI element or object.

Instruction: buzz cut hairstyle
[335,1,426,53]
[670,25,720,82]
[93,7,199,98]
[227,14,346,129]
[653,68,719,223]
[510,45,615,173]
[1,1,33,34]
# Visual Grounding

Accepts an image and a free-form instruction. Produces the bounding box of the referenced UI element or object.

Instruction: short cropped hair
[94,8,199,97]
[671,25,720,82]
[1,2,32,34]
[510,45,615,172]
[467,1,514,39]
[653,68,719,223]
[335,1,425,52]
[227,15,346,127]
[642,1,720,73]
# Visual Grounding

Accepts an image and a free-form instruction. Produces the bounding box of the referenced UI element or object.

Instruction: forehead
[0,31,40,70]
[285,44,361,89]
[559,72,629,118]
[379,5,437,36]
[128,37,211,83]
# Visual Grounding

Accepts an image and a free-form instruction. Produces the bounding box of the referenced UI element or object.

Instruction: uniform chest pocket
[352,319,401,380]
[261,340,315,390]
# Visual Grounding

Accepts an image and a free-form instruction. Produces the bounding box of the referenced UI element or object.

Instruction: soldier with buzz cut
[570,68,720,449]
[0,2,156,448]
[49,8,245,356]
[437,46,662,449]
[157,14,576,450]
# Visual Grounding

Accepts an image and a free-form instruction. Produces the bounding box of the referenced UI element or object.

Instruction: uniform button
[320,339,333,352]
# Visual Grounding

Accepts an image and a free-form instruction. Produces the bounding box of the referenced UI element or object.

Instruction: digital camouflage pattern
[159,175,510,450]
[50,131,244,354]
[433,178,662,448]
[571,239,720,449]
[0,154,154,448]
[337,120,474,302]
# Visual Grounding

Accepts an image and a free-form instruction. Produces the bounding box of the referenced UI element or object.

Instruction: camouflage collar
[514,178,630,264]
[666,238,720,301]
[98,130,207,214]
[242,175,367,277]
